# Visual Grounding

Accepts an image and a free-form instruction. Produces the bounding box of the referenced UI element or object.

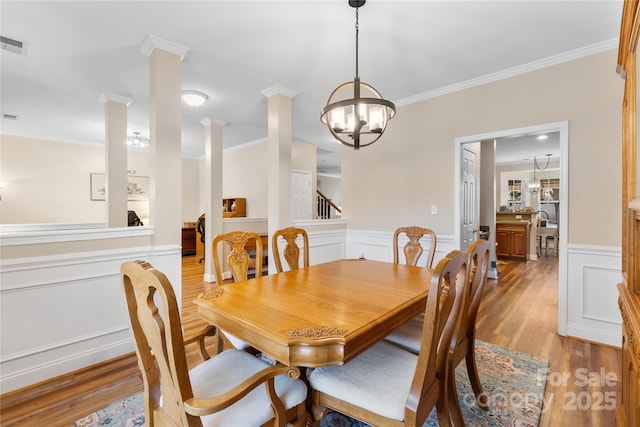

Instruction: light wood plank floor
[0,254,620,426]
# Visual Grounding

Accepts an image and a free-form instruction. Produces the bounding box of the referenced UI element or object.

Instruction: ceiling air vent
[1,36,26,55]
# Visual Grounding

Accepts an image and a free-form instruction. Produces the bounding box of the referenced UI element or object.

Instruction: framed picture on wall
[90,173,149,201]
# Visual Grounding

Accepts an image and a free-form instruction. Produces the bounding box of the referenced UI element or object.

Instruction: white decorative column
[480,139,498,278]
[262,84,297,274]
[100,93,132,228]
[201,118,226,282]
[141,34,188,295]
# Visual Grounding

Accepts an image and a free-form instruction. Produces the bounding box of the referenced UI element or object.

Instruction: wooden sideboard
[222,198,246,218]
[181,227,196,256]
[616,3,640,425]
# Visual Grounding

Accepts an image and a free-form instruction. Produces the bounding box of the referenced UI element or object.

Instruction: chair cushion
[190,349,307,426]
[383,314,423,355]
[222,331,253,351]
[308,341,417,421]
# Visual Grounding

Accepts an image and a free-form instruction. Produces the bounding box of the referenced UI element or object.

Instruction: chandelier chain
[355,7,359,77]
[534,154,551,171]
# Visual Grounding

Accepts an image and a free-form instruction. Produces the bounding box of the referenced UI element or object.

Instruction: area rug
[75,340,548,427]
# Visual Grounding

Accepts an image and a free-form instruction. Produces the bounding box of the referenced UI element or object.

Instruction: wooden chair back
[454,239,491,353]
[272,227,309,273]
[393,226,437,268]
[407,250,468,425]
[121,260,202,426]
[212,231,263,284]
[448,239,491,420]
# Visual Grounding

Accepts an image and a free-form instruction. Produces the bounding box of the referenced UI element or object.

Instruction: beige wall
[221,141,269,217]
[317,175,341,207]
[0,134,317,225]
[204,138,316,219]
[342,49,623,247]
[0,135,151,224]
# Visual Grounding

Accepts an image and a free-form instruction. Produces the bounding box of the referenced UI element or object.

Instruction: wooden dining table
[195,258,432,367]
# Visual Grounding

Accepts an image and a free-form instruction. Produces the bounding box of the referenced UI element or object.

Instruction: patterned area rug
[75,340,548,427]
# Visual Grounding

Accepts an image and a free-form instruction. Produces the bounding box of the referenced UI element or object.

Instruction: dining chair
[121,260,308,427]
[272,226,309,273]
[212,230,263,354]
[183,322,217,362]
[384,226,438,354]
[393,226,437,268]
[385,239,492,421]
[308,250,469,427]
[197,213,205,263]
[448,239,491,420]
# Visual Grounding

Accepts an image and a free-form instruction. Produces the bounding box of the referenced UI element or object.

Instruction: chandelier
[127,132,149,149]
[526,154,551,194]
[321,0,396,150]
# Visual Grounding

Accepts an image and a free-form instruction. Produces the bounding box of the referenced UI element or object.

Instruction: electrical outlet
[431,204,438,214]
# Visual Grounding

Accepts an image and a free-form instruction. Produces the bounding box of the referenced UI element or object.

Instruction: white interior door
[461,147,478,251]
[291,170,312,220]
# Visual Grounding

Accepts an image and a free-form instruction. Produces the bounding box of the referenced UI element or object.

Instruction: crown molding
[99,93,133,106]
[395,38,619,107]
[140,34,189,61]
[261,84,298,98]
[201,118,228,127]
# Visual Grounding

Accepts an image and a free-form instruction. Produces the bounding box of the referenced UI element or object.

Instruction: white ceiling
[495,131,560,165]
[0,1,623,175]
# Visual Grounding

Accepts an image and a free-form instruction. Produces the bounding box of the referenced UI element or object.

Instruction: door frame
[453,120,569,336]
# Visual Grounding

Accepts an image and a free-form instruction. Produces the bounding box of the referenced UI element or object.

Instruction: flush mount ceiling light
[128,132,149,149]
[320,0,396,150]
[181,90,208,107]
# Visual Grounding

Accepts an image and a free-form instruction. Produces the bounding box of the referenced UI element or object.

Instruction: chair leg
[436,395,454,427]
[216,333,225,354]
[196,324,216,361]
[448,363,466,426]
[465,352,489,410]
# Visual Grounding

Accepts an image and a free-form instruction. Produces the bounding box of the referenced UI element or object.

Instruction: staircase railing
[317,190,341,219]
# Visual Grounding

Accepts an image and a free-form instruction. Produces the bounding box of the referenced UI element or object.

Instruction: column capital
[99,93,133,106]
[261,84,298,99]
[140,34,189,61]
[201,118,228,127]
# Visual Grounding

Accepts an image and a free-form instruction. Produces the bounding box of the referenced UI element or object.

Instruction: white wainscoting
[565,244,622,347]
[1,225,621,393]
[345,229,456,265]
[0,243,181,393]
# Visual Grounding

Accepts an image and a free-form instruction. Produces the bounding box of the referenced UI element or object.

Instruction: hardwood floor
[0,254,620,426]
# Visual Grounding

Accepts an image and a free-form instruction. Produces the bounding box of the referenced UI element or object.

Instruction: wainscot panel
[0,240,180,393]
[566,244,622,347]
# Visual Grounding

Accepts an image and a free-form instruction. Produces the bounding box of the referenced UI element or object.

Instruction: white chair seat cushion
[308,340,417,421]
[222,330,253,351]
[189,349,307,426]
[384,314,423,355]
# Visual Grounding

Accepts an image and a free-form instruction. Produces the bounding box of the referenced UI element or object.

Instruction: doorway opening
[454,121,569,336]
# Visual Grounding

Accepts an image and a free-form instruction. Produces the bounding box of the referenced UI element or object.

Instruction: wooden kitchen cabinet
[495,222,530,261]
